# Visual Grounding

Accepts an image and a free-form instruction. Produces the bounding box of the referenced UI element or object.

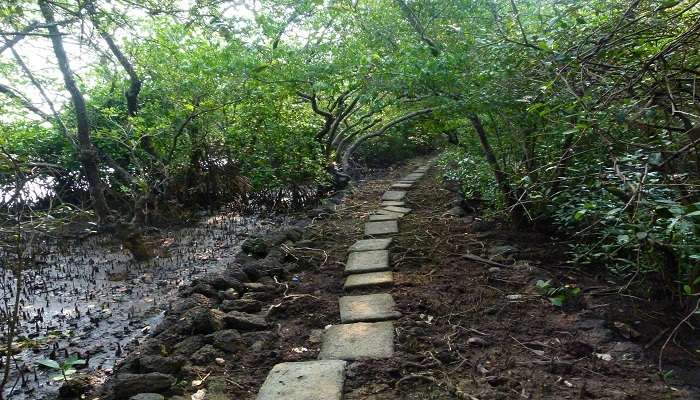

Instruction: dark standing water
[1,211,291,399]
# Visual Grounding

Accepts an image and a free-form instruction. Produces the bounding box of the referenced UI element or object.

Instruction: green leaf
[36,359,60,369]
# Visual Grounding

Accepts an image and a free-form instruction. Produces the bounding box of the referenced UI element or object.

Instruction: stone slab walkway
[256,360,347,400]
[344,271,393,290]
[381,190,406,201]
[383,205,411,214]
[369,214,398,221]
[339,293,401,323]
[256,160,434,399]
[345,250,390,275]
[364,220,399,235]
[381,201,406,206]
[349,238,392,252]
[318,321,394,360]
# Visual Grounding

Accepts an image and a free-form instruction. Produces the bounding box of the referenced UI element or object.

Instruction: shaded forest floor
[88,157,699,400]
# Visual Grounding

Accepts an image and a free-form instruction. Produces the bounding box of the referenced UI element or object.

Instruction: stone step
[364,220,398,236]
[256,360,347,400]
[344,271,393,290]
[381,201,406,207]
[383,206,411,214]
[376,209,405,218]
[403,173,424,180]
[318,321,394,360]
[339,293,401,323]
[349,238,392,252]
[345,250,390,275]
[381,190,406,201]
[391,182,413,189]
[369,214,399,222]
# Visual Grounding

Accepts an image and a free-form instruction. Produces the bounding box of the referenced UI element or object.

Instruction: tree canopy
[1,0,699,298]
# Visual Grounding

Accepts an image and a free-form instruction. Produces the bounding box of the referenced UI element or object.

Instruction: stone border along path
[256,160,435,399]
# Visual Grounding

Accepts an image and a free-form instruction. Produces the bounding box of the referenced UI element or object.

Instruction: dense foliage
[1,0,698,301]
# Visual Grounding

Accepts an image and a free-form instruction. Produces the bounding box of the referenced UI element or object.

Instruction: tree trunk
[341,108,433,170]
[39,0,110,223]
[467,113,527,226]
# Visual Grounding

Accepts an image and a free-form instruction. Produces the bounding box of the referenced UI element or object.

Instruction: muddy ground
[0,211,293,399]
[16,157,699,399]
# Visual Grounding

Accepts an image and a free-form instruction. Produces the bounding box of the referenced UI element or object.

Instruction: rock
[170,294,215,313]
[241,290,276,302]
[138,355,185,375]
[129,394,165,400]
[241,237,269,257]
[467,337,489,347]
[176,307,224,334]
[112,373,175,399]
[191,344,220,365]
[223,311,269,331]
[283,227,304,242]
[59,374,92,398]
[243,282,273,292]
[191,283,220,299]
[222,288,239,300]
[172,335,207,357]
[208,329,246,353]
[241,264,261,281]
[215,357,225,366]
[220,298,262,313]
[196,271,246,291]
[445,206,467,217]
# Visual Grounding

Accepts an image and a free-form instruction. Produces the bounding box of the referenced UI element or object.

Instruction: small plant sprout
[535,279,582,307]
[36,356,86,381]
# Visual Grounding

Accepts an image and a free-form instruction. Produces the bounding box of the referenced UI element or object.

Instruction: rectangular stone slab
[345,250,390,275]
[318,321,394,360]
[339,293,401,323]
[369,214,398,222]
[376,209,404,218]
[381,191,406,201]
[381,201,406,206]
[344,271,393,290]
[391,183,412,189]
[383,206,411,214]
[404,173,424,180]
[257,360,347,400]
[349,238,392,252]
[364,221,399,236]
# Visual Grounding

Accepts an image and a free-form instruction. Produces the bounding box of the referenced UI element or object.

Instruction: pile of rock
[98,222,312,399]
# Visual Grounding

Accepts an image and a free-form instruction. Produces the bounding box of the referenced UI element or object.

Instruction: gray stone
[381,191,406,201]
[445,206,467,217]
[344,271,393,290]
[345,250,390,275]
[208,329,246,353]
[129,394,165,400]
[381,201,406,206]
[364,221,399,236]
[375,209,404,218]
[369,214,399,222]
[190,344,219,365]
[391,183,412,189]
[112,373,175,399]
[404,173,424,180]
[382,206,411,214]
[223,311,268,331]
[256,360,347,400]
[318,321,394,360]
[339,294,401,323]
[349,238,392,252]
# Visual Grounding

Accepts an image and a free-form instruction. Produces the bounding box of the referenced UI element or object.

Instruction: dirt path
[89,157,698,399]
